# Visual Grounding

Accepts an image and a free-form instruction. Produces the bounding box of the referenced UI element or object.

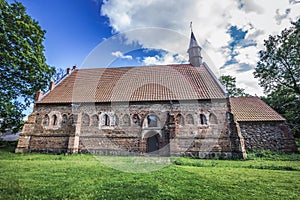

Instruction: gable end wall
[238,121,297,152]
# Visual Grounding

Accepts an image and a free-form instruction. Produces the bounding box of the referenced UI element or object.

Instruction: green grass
[1,142,300,200]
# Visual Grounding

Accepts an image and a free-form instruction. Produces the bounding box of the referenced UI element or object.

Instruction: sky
[8,0,300,97]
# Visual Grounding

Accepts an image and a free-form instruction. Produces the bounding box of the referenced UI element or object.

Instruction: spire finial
[190,21,193,32]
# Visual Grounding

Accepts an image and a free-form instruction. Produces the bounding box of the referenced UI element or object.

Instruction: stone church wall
[16,99,246,158]
[239,121,297,153]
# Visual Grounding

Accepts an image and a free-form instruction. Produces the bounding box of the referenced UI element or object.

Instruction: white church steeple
[187,22,202,67]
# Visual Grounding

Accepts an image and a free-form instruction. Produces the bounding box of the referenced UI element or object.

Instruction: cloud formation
[111,51,133,60]
[142,52,186,66]
[101,0,300,96]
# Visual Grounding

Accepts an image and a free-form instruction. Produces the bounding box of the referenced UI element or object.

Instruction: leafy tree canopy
[254,18,300,96]
[0,0,55,132]
[51,67,66,83]
[255,19,300,137]
[219,75,250,97]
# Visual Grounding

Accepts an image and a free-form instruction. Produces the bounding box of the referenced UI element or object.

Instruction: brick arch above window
[68,114,74,126]
[122,114,131,126]
[81,113,90,126]
[142,114,161,128]
[186,114,194,125]
[91,114,99,126]
[99,112,115,127]
[209,113,218,124]
[35,113,42,125]
[176,114,184,126]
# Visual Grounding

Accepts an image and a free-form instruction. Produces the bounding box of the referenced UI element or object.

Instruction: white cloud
[234,46,259,66]
[111,51,132,60]
[142,53,185,66]
[219,63,264,96]
[101,0,300,95]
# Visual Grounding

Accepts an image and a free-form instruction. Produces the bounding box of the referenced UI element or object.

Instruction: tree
[51,67,66,83]
[254,19,300,96]
[255,19,300,137]
[0,0,55,132]
[219,75,250,97]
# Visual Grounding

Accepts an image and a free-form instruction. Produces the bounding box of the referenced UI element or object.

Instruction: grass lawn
[0,142,300,200]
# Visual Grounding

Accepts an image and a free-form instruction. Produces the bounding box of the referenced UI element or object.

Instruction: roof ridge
[77,63,192,71]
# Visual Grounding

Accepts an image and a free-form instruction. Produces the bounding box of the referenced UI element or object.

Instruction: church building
[15,30,297,158]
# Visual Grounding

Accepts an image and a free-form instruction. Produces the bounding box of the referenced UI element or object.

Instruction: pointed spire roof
[189,31,200,48]
[188,22,202,67]
[188,22,201,49]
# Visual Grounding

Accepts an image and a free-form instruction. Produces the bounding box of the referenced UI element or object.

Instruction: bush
[0,140,18,152]
[247,150,300,161]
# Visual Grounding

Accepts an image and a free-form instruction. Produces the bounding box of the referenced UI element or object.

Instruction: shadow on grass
[0,140,18,153]
[247,164,296,171]
[171,150,300,172]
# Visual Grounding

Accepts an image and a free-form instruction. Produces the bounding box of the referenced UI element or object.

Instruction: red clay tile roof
[37,64,226,103]
[230,97,285,122]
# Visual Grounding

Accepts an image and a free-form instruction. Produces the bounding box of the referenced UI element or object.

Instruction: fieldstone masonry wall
[16,100,297,157]
[239,121,297,152]
[16,100,247,158]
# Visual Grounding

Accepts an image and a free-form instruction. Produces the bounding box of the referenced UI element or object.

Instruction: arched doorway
[146,134,159,153]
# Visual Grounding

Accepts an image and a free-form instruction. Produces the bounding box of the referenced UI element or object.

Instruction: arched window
[61,114,68,125]
[122,114,130,126]
[176,114,184,126]
[147,115,158,127]
[91,115,99,126]
[81,113,90,126]
[68,114,74,126]
[114,115,119,126]
[186,114,194,125]
[104,114,110,126]
[209,113,218,124]
[35,113,42,124]
[43,114,49,126]
[200,114,207,125]
[52,115,57,126]
[132,114,141,126]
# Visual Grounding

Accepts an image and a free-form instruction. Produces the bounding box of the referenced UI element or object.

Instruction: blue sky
[9,0,111,68]
[8,0,300,96]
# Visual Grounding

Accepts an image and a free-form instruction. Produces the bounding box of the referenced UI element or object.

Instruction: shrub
[247,150,300,161]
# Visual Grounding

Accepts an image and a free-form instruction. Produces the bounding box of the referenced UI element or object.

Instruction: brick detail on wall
[16,100,283,158]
